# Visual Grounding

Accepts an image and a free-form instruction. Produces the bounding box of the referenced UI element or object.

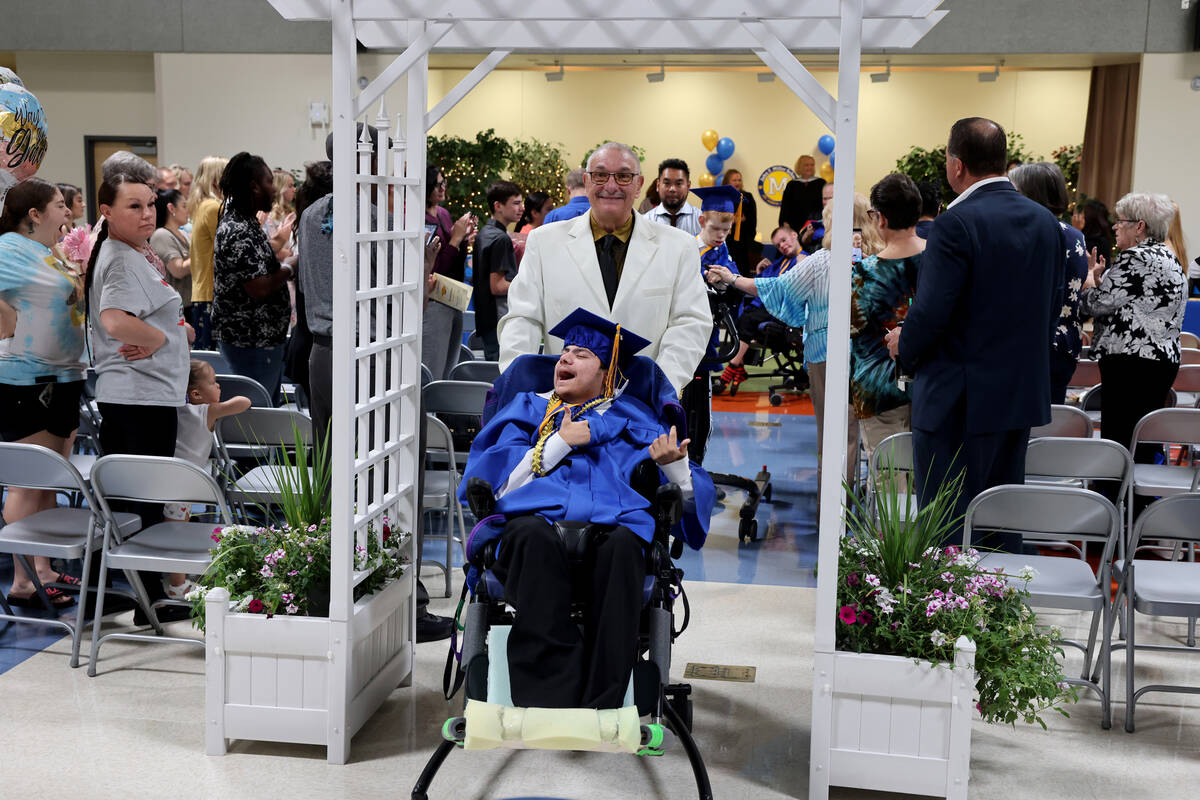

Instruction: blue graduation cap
[691,184,745,239]
[690,184,743,214]
[548,308,651,374]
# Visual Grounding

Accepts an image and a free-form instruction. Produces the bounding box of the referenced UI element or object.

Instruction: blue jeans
[191,302,214,351]
[219,341,286,406]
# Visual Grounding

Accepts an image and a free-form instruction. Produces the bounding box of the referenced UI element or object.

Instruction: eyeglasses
[587,170,638,186]
[433,179,447,188]
[867,209,880,219]
[1115,219,1141,227]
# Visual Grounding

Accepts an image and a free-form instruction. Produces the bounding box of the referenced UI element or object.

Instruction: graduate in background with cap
[462,308,714,709]
[679,184,745,464]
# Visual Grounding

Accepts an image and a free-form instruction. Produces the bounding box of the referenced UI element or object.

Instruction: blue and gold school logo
[757,165,797,208]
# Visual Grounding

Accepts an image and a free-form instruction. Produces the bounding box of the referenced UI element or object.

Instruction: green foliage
[427,128,512,220]
[1052,143,1083,200]
[893,133,1043,208]
[578,140,647,169]
[838,464,1078,728]
[508,137,570,206]
[189,422,406,630]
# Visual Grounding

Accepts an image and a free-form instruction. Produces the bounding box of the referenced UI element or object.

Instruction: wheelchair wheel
[738,518,758,542]
[768,392,782,406]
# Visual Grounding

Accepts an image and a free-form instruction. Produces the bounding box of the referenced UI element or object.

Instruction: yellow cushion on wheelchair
[463,699,642,753]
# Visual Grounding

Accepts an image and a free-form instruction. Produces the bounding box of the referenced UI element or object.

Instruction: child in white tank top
[162,359,251,598]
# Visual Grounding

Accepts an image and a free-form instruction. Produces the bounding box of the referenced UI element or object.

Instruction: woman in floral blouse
[212,152,293,405]
[1080,192,1185,461]
[1009,162,1088,404]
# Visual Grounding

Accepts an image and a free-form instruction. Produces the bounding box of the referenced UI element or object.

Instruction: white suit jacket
[497,211,713,395]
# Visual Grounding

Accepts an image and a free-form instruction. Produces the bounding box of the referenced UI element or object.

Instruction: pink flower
[864,574,880,587]
[838,605,858,625]
[60,225,94,264]
[285,603,299,615]
[846,572,860,586]
[858,610,873,626]
[247,598,264,613]
[260,565,274,578]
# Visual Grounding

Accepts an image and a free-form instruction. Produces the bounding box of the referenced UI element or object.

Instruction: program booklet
[430,273,472,312]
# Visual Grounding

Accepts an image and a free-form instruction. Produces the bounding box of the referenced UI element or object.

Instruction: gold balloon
[701,129,720,151]
[819,163,835,182]
[698,172,715,187]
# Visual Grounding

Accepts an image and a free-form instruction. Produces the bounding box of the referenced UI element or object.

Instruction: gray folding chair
[1080,383,1102,431]
[1030,404,1093,439]
[87,454,233,675]
[216,373,274,408]
[422,415,466,597]
[0,443,139,667]
[1181,332,1200,350]
[424,379,492,471]
[462,309,475,335]
[1128,409,1200,529]
[1181,347,1200,366]
[191,348,233,374]
[866,431,916,522]
[216,408,314,517]
[964,484,1123,728]
[1121,492,1200,732]
[448,359,500,384]
[420,363,434,387]
[1172,364,1200,408]
[458,343,476,364]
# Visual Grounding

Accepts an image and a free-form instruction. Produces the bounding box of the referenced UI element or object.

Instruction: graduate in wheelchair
[412,309,716,800]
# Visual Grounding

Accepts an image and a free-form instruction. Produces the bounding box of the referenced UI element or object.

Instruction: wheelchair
[411,355,712,800]
[712,305,809,407]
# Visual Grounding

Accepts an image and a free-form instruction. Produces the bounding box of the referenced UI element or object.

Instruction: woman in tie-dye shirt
[0,178,87,608]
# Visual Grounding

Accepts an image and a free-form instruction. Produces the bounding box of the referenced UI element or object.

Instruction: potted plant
[196,424,416,758]
[811,469,1076,799]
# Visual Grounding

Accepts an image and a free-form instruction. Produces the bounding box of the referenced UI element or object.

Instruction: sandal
[7,586,75,609]
[53,573,82,591]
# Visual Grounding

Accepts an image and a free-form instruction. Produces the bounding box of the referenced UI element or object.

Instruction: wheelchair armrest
[654,483,682,535]
[465,476,496,519]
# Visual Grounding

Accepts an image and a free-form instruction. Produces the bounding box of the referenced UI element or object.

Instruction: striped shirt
[756,248,830,365]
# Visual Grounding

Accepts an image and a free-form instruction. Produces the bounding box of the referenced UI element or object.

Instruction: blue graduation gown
[460,389,714,550]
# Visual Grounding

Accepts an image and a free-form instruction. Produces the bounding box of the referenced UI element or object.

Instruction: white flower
[930,629,948,647]
[865,574,881,587]
[285,603,299,615]
[1017,565,1038,581]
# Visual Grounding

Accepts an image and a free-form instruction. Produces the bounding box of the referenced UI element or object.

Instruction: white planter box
[204,568,414,763]
[810,636,976,800]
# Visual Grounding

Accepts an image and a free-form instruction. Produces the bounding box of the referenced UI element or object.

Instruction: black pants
[1098,354,1178,458]
[679,369,711,465]
[913,410,1030,553]
[1049,354,1076,406]
[97,402,178,602]
[492,516,646,709]
[97,403,178,529]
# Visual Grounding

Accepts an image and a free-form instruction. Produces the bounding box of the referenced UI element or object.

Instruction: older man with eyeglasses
[498,142,712,396]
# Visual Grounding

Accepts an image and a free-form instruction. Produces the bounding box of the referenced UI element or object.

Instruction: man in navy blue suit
[885,117,1064,551]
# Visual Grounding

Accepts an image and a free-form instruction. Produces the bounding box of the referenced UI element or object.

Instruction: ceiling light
[757,72,775,82]
[646,66,665,83]
[870,64,891,83]
[978,64,1000,82]
[545,64,564,82]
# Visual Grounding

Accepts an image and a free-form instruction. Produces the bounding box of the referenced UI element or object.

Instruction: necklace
[530,393,608,477]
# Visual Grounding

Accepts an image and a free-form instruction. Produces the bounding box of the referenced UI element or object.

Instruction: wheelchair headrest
[487,353,686,434]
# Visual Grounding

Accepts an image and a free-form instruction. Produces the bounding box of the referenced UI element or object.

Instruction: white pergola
[269,0,945,782]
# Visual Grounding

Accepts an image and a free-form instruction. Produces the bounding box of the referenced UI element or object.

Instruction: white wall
[427,66,1091,241]
[156,52,410,176]
[12,52,156,188]
[1133,52,1200,263]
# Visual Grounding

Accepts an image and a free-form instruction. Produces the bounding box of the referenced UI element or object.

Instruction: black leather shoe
[133,603,193,626]
[416,609,454,643]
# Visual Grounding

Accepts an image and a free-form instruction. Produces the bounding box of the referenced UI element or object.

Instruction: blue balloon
[705,153,725,176]
[715,136,735,160]
[818,134,835,155]
[829,151,836,168]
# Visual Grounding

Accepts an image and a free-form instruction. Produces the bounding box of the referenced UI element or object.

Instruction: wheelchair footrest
[637,723,667,757]
[461,698,645,754]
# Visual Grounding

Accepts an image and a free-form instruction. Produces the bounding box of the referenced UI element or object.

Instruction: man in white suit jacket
[498,142,712,395]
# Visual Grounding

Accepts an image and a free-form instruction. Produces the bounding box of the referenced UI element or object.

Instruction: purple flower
[846,572,860,587]
[858,610,873,626]
[287,570,299,577]
[838,605,858,625]
[941,571,955,583]
[281,593,294,604]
